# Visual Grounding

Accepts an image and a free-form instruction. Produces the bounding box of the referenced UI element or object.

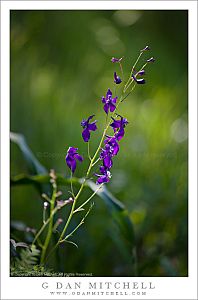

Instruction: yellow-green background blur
[11,10,188,276]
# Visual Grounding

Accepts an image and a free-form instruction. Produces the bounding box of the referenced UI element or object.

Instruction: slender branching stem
[43,51,149,264]
[70,171,75,198]
[60,203,94,243]
[73,184,104,214]
[40,183,57,264]
[87,141,92,161]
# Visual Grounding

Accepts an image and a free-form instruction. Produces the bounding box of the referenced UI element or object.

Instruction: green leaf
[11,174,81,190]
[10,132,47,175]
[11,132,49,193]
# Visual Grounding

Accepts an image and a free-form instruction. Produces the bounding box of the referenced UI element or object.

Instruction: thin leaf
[11,174,81,187]
[10,132,47,175]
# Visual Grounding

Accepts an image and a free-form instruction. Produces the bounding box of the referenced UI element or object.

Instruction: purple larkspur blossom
[102,89,117,114]
[104,135,120,156]
[114,72,122,84]
[111,57,123,63]
[100,148,113,169]
[95,166,112,184]
[65,147,83,173]
[110,116,128,141]
[81,115,97,142]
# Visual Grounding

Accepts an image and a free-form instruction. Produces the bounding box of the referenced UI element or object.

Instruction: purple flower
[111,57,123,63]
[132,74,145,84]
[95,166,112,184]
[104,135,120,156]
[114,72,122,84]
[65,147,83,173]
[110,116,128,141]
[102,89,117,114]
[81,115,97,142]
[147,57,155,63]
[136,69,145,76]
[100,148,113,169]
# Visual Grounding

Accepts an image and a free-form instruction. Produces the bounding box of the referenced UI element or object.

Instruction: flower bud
[141,45,150,52]
[111,57,123,63]
[147,57,155,63]
[56,191,63,197]
[44,201,48,209]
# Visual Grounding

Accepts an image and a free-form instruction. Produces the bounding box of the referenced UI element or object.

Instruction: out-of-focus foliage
[10,10,188,276]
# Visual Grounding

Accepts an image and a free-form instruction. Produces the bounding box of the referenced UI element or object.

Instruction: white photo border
[1,1,197,300]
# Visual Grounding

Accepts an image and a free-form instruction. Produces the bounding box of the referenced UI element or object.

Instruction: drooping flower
[65,147,83,173]
[81,115,97,142]
[95,166,112,184]
[110,115,128,141]
[136,69,145,76]
[102,89,117,114]
[111,57,123,63]
[114,72,122,84]
[132,74,145,84]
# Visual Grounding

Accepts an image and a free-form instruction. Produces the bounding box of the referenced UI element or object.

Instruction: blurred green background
[10,10,188,276]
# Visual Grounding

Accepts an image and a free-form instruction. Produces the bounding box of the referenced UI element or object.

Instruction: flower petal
[67,147,78,155]
[81,119,87,128]
[112,141,119,155]
[88,122,97,131]
[110,119,121,129]
[109,103,116,112]
[66,155,76,173]
[102,96,106,104]
[82,128,90,142]
[103,103,109,114]
[111,96,118,104]
[96,175,110,184]
[87,115,95,122]
[74,153,83,162]
[100,166,107,174]
[103,156,113,169]
[116,128,125,141]
[106,88,112,98]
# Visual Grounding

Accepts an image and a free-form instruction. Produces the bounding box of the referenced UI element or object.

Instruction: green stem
[119,62,124,81]
[48,109,120,258]
[40,184,57,264]
[124,52,142,92]
[32,219,50,246]
[70,171,75,197]
[61,203,94,243]
[88,141,92,161]
[125,62,148,92]
[73,184,104,213]
[92,157,100,166]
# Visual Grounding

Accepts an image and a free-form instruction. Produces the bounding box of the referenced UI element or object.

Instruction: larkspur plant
[30,46,155,265]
